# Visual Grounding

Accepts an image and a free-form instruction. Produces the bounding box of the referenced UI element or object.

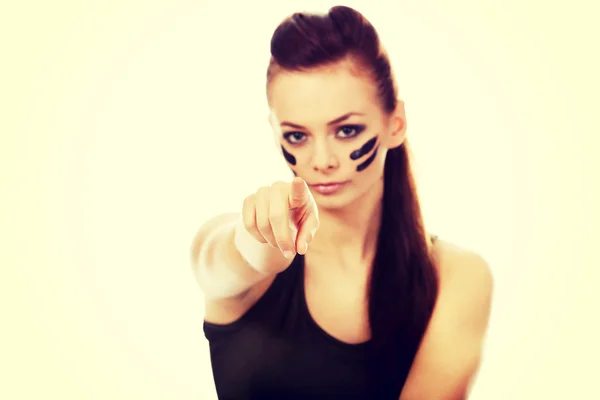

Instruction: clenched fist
[241,177,319,259]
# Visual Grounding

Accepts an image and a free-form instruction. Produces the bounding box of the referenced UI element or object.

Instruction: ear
[387,99,407,149]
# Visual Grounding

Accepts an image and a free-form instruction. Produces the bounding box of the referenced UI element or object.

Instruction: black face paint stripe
[281,145,297,165]
[350,136,377,160]
[356,146,378,172]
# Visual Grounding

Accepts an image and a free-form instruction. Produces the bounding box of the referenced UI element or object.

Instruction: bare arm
[190,178,318,301]
[190,212,291,300]
[399,246,494,400]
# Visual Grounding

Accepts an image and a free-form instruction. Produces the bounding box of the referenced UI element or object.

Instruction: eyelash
[283,125,366,145]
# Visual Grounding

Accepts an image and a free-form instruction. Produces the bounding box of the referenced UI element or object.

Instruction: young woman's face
[268,61,406,210]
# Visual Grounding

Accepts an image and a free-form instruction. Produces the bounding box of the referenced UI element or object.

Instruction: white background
[2,0,598,399]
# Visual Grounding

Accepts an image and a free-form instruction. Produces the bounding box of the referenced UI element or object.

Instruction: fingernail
[301,242,308,254]
[283,251,295,259]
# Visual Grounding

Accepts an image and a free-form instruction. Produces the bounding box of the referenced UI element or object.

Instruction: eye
[283,132,307,145]
[336,125,365,139]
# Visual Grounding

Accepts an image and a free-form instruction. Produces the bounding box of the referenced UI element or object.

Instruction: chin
[314,197,350,211]
[317,180,383,212]
[311,189,362,211]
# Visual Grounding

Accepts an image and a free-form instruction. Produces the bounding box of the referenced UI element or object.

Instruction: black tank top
[203,250,429,400]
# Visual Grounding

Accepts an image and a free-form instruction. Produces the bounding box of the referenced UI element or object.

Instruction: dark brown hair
[267,6,439,395]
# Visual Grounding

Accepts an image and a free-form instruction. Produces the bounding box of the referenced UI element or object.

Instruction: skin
[267,59,494,399]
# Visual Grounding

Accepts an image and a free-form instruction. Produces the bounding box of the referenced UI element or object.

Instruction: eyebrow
[280,112,365,130]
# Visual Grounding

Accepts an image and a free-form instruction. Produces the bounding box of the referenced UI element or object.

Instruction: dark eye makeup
[337,124,366,138]
[282,131,307,144]
[282,124,366,145]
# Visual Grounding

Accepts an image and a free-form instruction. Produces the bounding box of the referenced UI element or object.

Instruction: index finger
[295,212,319,255]
[288,177,309,209]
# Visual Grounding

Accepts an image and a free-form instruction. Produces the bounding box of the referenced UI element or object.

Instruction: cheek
[348,135,381,173]
[280,143,304,177]
[281,145,297,165]
[279,142,315,170]
[280,136,385,177]
[356,146,379,172]
[353,151,387,182]
[348,150,387,194]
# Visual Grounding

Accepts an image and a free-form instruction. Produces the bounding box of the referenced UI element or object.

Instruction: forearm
[192,214,290,299]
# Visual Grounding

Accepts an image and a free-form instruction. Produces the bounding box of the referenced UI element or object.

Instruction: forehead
[269,63,381,125]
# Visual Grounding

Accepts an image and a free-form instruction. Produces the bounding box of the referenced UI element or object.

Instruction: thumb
[288,177,309,209]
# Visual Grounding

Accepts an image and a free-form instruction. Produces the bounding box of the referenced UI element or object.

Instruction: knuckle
[256,219,270,233]
[252,234,267,243]
[276,239,292,251]
[268,212,284,224]
[271,180,286,189]
[242,195,254,209]
[256,186,269,197]
[271,195,289,213]
[242,216,254,230]
[241,204,256,229]
[270,181,288,196]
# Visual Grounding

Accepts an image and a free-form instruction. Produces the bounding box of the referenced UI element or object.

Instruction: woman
[191,6,493,400]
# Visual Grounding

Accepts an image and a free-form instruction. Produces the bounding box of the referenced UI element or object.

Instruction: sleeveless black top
[202,242,438,400]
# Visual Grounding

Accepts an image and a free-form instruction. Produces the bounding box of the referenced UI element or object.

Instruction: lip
[309,180,350,195]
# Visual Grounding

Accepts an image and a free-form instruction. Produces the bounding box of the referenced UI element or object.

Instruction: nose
[311,137,339,172]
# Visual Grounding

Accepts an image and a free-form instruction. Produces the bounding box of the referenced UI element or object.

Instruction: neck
[308,178,384,267]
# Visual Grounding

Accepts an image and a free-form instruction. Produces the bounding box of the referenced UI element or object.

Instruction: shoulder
[429,238,494,334]
[432,238,494,307]
[428,237,495,358]
[399,238,493,398]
